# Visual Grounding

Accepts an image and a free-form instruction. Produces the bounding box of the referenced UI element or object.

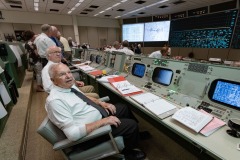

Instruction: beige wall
[0,10,120,47]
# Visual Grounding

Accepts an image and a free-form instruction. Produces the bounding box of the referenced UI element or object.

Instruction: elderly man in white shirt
[149,47,168,59]
[42,46,99,98]
[34,24,56,67]
[118,40,134,55]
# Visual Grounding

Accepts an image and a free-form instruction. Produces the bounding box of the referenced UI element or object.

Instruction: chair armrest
[53,125,111,150]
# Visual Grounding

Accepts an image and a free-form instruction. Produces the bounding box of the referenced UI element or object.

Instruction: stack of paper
[130,92,177,119]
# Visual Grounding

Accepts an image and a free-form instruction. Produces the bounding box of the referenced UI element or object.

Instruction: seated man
[118,40,134,55]
[45,63,146,160]
[42,46,99,98]
[149,47,168,59]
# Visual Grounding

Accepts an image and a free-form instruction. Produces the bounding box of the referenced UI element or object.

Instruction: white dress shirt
[149,50,162,59]
[45,85,101,141]
[42,61,56,93]
[34,33,56,58]
[118,47,134,55]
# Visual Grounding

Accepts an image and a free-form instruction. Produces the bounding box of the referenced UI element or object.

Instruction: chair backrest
[37,117,66,145]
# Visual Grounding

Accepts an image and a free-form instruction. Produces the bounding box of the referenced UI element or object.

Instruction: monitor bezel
[131,63,146,78]
[152,67,173,86]
[208,79,240,111]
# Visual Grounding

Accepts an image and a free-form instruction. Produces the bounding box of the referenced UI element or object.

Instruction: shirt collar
[52,84,79,93]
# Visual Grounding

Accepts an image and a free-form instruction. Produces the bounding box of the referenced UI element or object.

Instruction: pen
[122,88,129,91]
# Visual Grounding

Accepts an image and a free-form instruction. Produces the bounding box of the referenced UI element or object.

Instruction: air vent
[105,15,111,17]
[135,1,146,4]
[5,0,22,5]
[10,5,22,8]
[117,9,125,11]
[138,12,145,14]
[50,9,59,12]
[89,5,99,8]
[159,5,168,8]
[173,0,186,5]
[53,0,64,4]
[83,9,93,12]
[80,12,88,14]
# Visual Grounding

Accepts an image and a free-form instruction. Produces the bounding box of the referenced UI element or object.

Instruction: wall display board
[169,10,238,48]
[122,23,144,42]
[231,10,240,48]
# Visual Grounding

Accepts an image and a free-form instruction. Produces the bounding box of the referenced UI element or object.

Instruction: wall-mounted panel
[79,26,88,45]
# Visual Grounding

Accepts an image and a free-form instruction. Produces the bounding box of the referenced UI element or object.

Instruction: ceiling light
[112,3,121,7]
[34,3,39,7]
[34,7,38,11]
[122,0,169,17]
[79,0,84,2]
[99,11,105,13]
[115,16,121,18]
[75,3,81,7]
[121,0,128,2]
[34,0,39,2]
[105,7,112,11]
[94,14,99,16]
[68,11,72,14]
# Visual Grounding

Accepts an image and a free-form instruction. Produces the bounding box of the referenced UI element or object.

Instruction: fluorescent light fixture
[105,7,112,11]
[34,7,38,11]
[94,14,99,16]
[121,0,128,2]
[68,11,72,14]
[99,11,105,13]
[34,0,39,2]
[112,3,121,7]
[75,3,81,7]
[122,0,169,17]
[79,0,84,2]
[115,16,121,18]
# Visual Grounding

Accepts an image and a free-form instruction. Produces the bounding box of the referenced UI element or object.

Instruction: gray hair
[41,24,51,33]
[46,46,61,59]
[48,63,60,79]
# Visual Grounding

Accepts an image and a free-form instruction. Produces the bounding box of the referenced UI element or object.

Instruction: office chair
[37,97,125,160]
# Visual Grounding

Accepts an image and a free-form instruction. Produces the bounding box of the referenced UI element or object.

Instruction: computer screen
[132,63,146,78]
[96,55,102,64]
[122,23,144,42]
[90,54,95,62]
[144,21,170,42]
[208,79,240,110]
[152,67,173,86]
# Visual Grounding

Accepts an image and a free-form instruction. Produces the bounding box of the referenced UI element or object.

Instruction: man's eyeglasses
[50,51,61,54]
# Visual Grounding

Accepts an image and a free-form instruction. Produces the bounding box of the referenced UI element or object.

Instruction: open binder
[108,76,143,96]
[172,107,214,133]
[130,92,177,119]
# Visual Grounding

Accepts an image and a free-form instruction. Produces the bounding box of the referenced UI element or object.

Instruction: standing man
[34,24,56,67]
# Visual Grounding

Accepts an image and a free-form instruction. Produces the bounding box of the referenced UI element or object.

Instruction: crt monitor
[132,63,146,78]
[152,67,173,86]
[90,54,95,62]
[96,55,102,64]
[208,79,240,111]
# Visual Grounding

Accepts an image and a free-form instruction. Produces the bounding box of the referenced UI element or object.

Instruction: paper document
[111,80,141,95]
[97,75,119,83]
[0,101,7,119]
[130,92,177,117]
[77,65,95,71]
[199,110,226,136]
[9,45,22,67]
[172,107,213,133]
[0,82,11,105]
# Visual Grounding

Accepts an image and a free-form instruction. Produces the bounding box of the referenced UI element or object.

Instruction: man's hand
[75,81,84,87]
[103,116,121,127]
[99,101,116,115]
